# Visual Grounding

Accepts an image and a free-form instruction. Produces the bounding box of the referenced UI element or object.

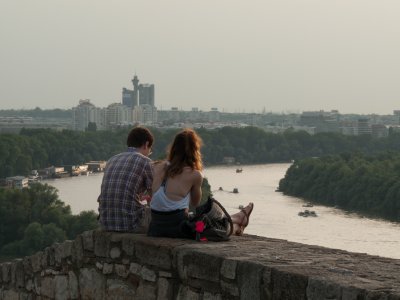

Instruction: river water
[47,163,400,259]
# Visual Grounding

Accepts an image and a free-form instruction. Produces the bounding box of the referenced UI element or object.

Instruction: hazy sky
[1,1,400,114]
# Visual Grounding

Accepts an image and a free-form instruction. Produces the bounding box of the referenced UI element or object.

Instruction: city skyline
[2,1,400,114]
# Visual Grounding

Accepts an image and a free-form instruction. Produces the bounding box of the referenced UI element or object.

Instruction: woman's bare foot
[231,202,254,235]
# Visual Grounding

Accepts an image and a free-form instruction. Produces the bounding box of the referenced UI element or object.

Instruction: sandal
[234,203,254,236]
[241,202,254,228]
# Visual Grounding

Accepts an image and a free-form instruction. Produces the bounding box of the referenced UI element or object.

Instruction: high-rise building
[357,118,372,135]
[122,75,155,108]
[139,84,155,106]
[122,88,134,108]
[72,99,105,131]
[105,103,133,128]
[133,104,157,124]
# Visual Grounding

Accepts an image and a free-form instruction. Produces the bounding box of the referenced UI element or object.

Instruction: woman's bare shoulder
[152,160,169,174]
[184,168,203,180]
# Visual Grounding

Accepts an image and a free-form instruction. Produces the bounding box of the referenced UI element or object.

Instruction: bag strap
[210,198,234,237]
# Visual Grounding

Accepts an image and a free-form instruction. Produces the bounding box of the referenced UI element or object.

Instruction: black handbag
[192,196,233,241]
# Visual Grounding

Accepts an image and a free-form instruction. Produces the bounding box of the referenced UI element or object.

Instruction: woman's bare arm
[151,160,168,194]
[190,171,203,207]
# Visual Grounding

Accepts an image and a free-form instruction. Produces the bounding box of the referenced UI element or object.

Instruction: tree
[86,122,97,132]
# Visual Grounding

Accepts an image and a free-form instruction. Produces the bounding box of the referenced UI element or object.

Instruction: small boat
[298,210,317,217]
[218,187,223,191]
[302,202,314,208]
[238,205,244,210]
[236,168,243,173]
[232,188,239,193]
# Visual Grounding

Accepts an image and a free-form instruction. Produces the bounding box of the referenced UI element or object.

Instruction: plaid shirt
[98,147,153,232]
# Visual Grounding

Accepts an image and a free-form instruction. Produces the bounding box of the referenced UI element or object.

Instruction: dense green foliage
[2,127,400,177]
[0,183,98,259]
[0,108,72,119]
[279,152,400,222]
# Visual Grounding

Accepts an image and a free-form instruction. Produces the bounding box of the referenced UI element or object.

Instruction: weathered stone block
[82,230,94,251]
[140,266,156,282]
[18,292,31,300]
[157,278,172,300]
[177,285,201,300]
[135,243,171,270]
[115,264,129,278]
[55,240,73,264]
[25,279,34,292]
[220,281,239,297]
[22,257,32,276]
[135,281,157,300]
[106,279,135,299]
[188,278,220,294]
[68,271,79,300]
[129,263,142,275]
[122,237,135,256]
[31,252,43,273]
[72,235,84,267]
[12,259,24,288]
[341,286,365,300]
[176,249,190,281]
[94,231,111,258]
[366,291,393,300]
[3,290,19,300]
[261,268,273,300]
[159,271,173,278]
[185,253,221,282]
[237,261,263,300]
[79,268,106,300]
[203,292,222,300]
[306,278,341,300]
[103,263,113,275]
[1,263,11,284]
[33,275,41,295]
[110,233,128,243]
[220,259,237,280]
[43,246,55,267]
[110,247,121,259]
[41,277,55,299]
[44,268,60,276]
[55,275,68,300]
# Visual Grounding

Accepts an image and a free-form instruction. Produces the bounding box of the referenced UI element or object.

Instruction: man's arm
[143,160,154,196]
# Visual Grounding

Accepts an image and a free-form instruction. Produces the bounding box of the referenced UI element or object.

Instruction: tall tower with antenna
[132,74,139,107]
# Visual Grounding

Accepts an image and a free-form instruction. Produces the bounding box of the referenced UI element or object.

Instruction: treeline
[278,152,400,222]
[0,183,98,259]
[2,126,400,177]
[0,108,71,119]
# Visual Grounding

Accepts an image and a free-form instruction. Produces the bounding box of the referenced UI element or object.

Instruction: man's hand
[140,194,151,203]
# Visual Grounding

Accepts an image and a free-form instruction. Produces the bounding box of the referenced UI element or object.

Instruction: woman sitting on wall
[147,128,253,239]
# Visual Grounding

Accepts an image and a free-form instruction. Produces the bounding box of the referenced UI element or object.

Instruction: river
[46,163,400,259]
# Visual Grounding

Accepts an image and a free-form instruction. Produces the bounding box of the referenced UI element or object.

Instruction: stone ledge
[0,230,399,300]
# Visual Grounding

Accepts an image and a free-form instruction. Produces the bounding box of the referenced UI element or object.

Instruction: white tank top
[150,180,190,211]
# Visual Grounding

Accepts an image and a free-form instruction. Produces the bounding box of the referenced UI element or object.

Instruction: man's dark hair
[127,127,154,148]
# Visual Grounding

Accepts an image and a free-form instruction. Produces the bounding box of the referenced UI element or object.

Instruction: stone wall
[0,230,399,299]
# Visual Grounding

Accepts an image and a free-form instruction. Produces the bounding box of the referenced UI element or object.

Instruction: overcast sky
[1,1,400,114]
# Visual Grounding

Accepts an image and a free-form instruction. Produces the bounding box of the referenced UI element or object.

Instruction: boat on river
[236,168,243,173]
[298,210,317,217]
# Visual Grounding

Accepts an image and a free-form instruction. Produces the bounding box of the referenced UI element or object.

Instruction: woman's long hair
[165,129,203,178]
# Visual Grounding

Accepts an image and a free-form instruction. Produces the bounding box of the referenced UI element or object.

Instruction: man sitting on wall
[98,127,153,233]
